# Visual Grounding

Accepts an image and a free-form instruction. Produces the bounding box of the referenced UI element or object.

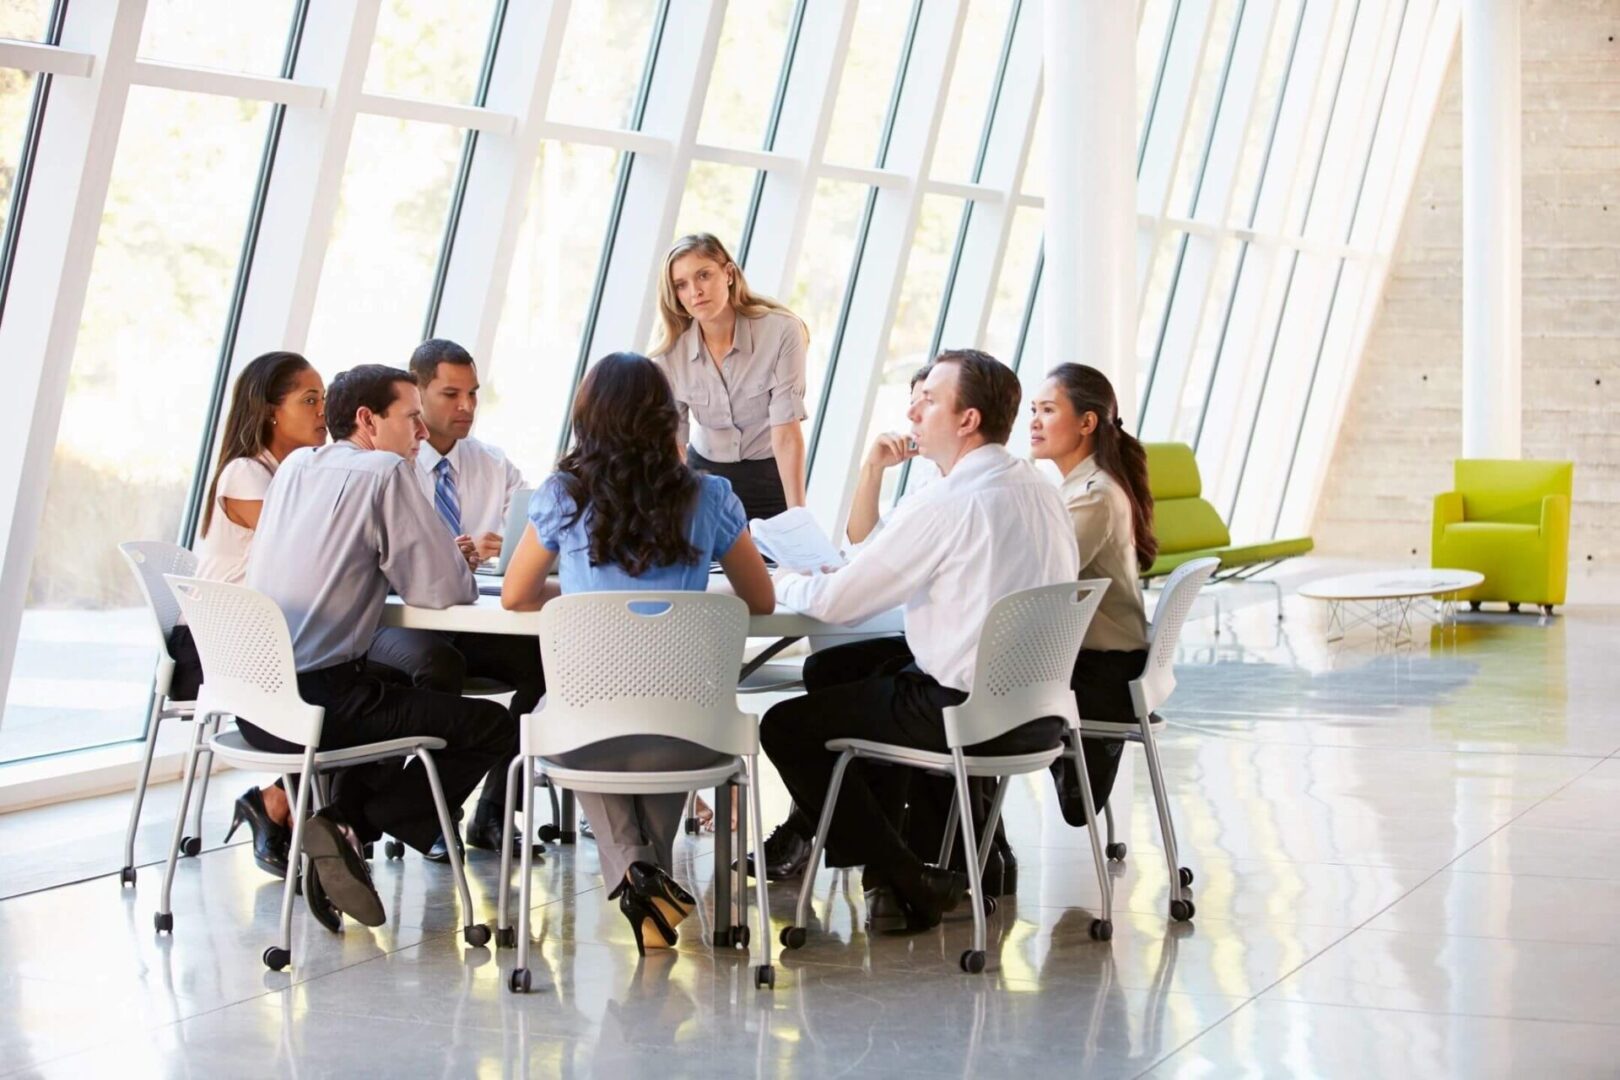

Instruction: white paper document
[749,507,846,572]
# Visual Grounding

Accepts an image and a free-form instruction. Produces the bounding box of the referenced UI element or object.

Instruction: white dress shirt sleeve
[775,502,947,625]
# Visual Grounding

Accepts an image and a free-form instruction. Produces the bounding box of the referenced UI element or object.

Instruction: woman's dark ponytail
[1047,363,1158,573]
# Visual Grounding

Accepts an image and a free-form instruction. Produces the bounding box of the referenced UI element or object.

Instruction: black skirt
[687,449,788,521]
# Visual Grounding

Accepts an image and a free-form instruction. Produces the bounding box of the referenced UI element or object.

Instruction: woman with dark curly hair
[502,352,773,953]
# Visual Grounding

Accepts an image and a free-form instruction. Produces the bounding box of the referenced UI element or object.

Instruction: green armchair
[1432,459,1572,613]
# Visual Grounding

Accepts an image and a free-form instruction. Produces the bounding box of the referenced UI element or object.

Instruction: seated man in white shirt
[761,349,1080,930]
[245,365,514,927]
[366,339,543,859]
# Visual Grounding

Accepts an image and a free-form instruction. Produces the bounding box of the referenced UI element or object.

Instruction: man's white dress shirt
[414,436,526,538]
[775,443,1080,693]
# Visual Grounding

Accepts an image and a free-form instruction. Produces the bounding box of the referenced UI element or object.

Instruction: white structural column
[1043,0,1137,426]
[1460,0,1521,458]
[0,0,146,725]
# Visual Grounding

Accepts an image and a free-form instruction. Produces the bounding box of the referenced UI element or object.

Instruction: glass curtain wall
[0,0,1455,764]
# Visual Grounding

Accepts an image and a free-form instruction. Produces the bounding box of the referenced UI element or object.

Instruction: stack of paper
[749,507,846,573]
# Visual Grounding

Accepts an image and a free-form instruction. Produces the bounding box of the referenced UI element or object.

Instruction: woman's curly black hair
[556,352,701,577]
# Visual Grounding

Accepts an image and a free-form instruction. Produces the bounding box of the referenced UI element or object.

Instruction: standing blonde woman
[650,233,809,521]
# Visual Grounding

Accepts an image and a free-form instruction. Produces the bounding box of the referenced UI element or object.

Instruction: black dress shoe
[224,786,290,879]
[864,885,905,924]
[892,866,967,932]
[742,824,812,881]
[465,817,544,859]
[425,828,465,864]
[302,810,385,927]
[304,863,344,934]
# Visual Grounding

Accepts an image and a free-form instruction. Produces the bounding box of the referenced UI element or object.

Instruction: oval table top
[1297,568,1485,603]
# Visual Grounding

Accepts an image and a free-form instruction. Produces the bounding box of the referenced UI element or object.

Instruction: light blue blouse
[528,472,747,593]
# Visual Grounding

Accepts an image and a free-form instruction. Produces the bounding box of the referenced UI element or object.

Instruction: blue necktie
[433,457,462,536]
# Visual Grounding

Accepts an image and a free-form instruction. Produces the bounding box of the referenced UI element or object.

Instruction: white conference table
[378,589,903,946]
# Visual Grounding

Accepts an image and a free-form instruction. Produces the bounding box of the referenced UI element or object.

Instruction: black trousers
[687,449,787,521]
[1050,647,1151,815]
[166,624,203,701]
[236,660,514,852]
[367,627,545,823]
[761,638,1062,876]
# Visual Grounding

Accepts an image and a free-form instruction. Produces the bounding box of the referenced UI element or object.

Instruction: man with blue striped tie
[367,339,545,862]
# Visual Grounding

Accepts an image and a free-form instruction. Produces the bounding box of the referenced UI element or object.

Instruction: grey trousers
[555,735,732,887]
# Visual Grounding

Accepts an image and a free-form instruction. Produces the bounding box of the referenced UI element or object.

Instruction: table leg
[713,783,733,947]
[559,789,576,845]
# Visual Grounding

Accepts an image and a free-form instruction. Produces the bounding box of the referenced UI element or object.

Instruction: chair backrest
[1455,459,1573,526]
[1132,557,1219,717]
[1144,443,1231,557]
[119,541,199,694]
[163,575,322,745]
[942,580,1110,750]
[528,591,754,758]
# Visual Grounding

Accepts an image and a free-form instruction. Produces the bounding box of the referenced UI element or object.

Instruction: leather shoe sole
[302,816,386,927]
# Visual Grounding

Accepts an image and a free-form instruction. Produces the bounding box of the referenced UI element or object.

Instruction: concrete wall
[1314,2,1620,572]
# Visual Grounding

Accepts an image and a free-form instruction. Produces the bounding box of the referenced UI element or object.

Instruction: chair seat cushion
[824,738,1062,777]
[539,757,744,795]
[209,728,446,769]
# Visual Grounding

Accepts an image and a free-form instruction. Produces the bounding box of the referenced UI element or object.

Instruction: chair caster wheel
[263,946,290,971]
[180,836,201,858]
[384,840,404,860]
[959,949,986,974]
[153,911,173,934]
[981,894,998,916]
[754,965,775,989]
[732,924,750,948]
[508,968,531,994]
[495,926,516,948]
[120,866,136,887]
[780,926,807,950]
[464,924,491,948]
[1170,898,1196,922]
[537,825,561,843]
[1089,918,1112,941]
[1179,867,1194,887]
[1105,842,1127,861]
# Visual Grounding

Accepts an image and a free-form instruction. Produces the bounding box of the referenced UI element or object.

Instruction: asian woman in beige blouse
[649,233,810,522]
[1027,363,1158,827]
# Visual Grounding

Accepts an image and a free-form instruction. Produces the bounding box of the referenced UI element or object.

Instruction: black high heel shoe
[224,786,290,879]
[627,862,696,931]
[608,863,694,955]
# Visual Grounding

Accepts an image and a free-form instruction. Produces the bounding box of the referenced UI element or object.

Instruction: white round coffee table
[1298,569,1485,644]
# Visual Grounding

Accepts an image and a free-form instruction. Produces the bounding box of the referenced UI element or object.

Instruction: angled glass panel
[697,0,796,149]
[673,160,757,248]
[866,193,961,507]
[1137,0,1176,138]
[0,88,271,763]
[364,0,499,103]
[1,66,34,245]
[788,178,867,413]
[1023,96,1046,198]
[821,0,913,168]
[0,0,52,40]
[1165,0,1241,216]
[304,115,465,383]
[983,204,1042,362]
[1172,236,1242,443]
[1227,0,1306,225]
[478,143,625,479]
[137,0,300,74]
[928,0,1014,183]
[1135,227,1182,402]
[547,1,663,129]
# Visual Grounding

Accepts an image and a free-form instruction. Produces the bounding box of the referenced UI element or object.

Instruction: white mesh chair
[117,541,201,887]
[780,581,1114,974]
[1085,557,1218,923]
[155,576,489,970]
[495,592,774,994]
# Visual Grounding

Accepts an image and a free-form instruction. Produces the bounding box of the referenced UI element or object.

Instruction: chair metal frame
[155,575,488,970]
[781,581,1115,974]
[1086,557,1219,922]
[116,541,202,887]
[495,591,774,993]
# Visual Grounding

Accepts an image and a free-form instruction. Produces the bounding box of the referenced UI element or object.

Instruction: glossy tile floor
[4,588,1620,1078]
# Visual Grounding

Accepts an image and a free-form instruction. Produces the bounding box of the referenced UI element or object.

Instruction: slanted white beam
[0,0,147,731]
[0,39,95,76]
[227,0,382,369]
[429,0,571,373]
[130,59,325,106]
[354,91,517,134]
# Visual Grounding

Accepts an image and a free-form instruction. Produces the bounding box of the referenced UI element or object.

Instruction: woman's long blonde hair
[649,233,806,357]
